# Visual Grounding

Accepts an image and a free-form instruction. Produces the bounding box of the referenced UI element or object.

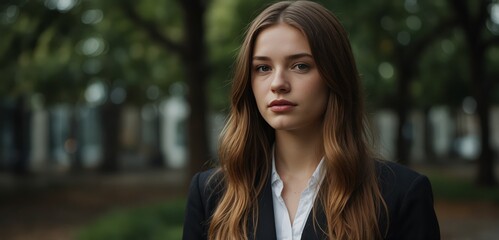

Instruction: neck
[274,126,324,178]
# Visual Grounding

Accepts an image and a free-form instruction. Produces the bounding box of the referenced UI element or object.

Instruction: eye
[293,63,310,72]
[255,65,271,72]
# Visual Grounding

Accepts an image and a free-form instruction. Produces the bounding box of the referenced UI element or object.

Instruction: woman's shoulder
[375,161,440,239]
[194,168,220,184]
[375,160,434,201]
[189,168,225,201]
[375,160,424,184]
[184,168,225,238]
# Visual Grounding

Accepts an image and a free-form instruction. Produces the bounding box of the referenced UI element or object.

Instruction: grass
[427,173,499,202]
[78,198,185,240]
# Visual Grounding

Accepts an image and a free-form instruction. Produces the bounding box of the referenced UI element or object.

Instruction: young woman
[183,1,440,239]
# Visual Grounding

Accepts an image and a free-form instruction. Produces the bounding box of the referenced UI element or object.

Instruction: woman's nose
[270,69,290,93]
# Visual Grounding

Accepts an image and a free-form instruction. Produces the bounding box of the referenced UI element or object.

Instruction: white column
[29,108,49,172]
[160,96,188,169]
[373,110,398,161]
[429,106,454,158]
[409,110,425,163]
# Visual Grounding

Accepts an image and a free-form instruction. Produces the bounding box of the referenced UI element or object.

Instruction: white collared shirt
[271,153,325,240]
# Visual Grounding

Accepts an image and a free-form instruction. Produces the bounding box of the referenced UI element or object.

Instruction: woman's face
[251,23,328,133]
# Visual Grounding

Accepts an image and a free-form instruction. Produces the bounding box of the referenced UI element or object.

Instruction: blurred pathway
[417,163,499,240]
[437,201,499,240]
[1,165,498,240]
[0,169,187,240]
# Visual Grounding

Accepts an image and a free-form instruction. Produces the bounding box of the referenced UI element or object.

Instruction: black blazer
[182,161,440,240]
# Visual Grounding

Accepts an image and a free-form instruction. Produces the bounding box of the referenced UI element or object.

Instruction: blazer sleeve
[387,175,440,240]
[182,172,208,240]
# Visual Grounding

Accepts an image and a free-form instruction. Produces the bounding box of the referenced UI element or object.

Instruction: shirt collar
[271,147,280,184]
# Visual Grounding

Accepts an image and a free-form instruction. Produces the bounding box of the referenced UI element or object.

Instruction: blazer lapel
[249,176,277,240]
[301,202,328,240]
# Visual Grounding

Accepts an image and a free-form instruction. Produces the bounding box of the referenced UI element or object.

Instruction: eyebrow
[252,53,313,61]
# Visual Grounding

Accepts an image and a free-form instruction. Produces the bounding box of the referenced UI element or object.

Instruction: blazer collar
[249,174,277,240]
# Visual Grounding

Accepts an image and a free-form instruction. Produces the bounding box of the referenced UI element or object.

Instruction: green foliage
[1,0,498,108]
[206,0,270,110]
[416,31,470,107]
[428,172,499,202]
[0,1,90,102]
[78,199,186,240]
[318,0,499,109]
[0,0,185,105]
[337,0,455,109]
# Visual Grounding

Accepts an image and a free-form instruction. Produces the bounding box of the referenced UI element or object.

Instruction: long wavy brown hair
[208,1,387,239]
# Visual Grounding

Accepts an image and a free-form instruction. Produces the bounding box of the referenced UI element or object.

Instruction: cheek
[252,81,266,101]
[251,82,265,114]
[307,80,329,112]
[303,78,328,100]
[314,90,329,114]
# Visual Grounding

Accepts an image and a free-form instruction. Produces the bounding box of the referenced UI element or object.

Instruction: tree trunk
[12,96,31,175]
[70,106,83,173]
[395,62,412,165]
[99,101,122,172]
[447,0,497,187]
[149,106,164,168]
[121,0,211,178]
[471,44,496,186]
[180,0,211,178]
[423,107,436,163]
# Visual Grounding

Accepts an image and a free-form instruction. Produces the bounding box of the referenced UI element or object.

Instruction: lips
[268,99,297,112]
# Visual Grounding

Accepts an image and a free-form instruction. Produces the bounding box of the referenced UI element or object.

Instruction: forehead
[253,23,311,57]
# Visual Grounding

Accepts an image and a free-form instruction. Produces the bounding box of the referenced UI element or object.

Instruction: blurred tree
[0,0,166,173]
[0,0,271,175]
[206,0,270,110]
[342,0,499,185]
[328,0,458,164]
[2,0,497,181]
[415,32,470,161]
[0,0,89,174]
[448,0,499,186]
[118,0,210,176]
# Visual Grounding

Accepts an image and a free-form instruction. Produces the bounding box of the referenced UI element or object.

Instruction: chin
[269,123,298,131]
[268,122,289,130]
